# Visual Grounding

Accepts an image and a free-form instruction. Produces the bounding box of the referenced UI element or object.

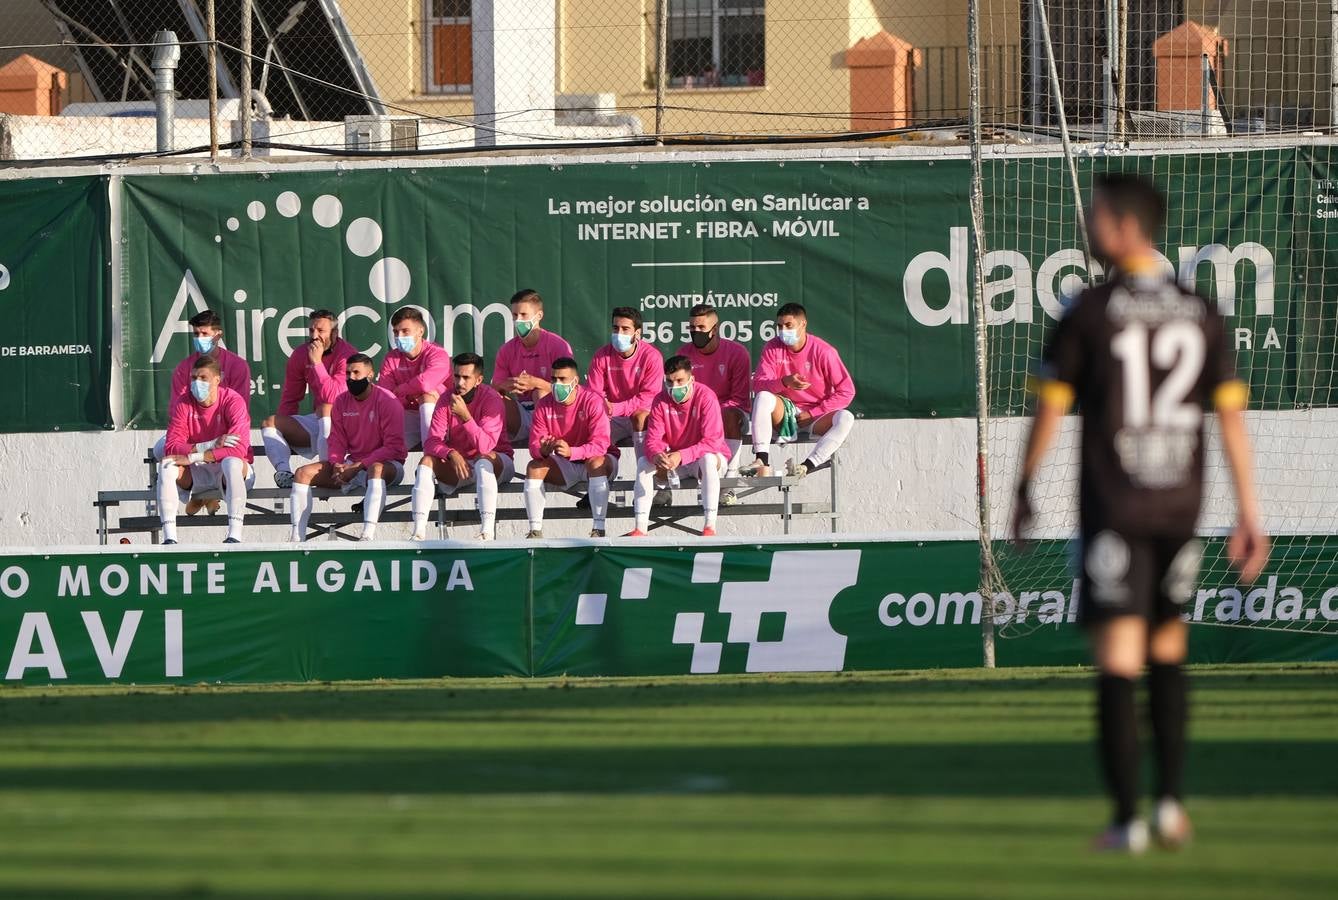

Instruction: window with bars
[424,0,472,94]
[667,0,765,89]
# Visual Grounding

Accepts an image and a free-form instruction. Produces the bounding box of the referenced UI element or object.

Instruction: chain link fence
[0,1,1334,161]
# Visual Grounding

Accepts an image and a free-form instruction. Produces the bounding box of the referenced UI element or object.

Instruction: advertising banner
[1,539,1332,685]
[0,175,112,431]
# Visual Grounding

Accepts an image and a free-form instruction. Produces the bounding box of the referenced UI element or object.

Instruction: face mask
[346,376,370,397]
[514,319,536,338]
[780,328,800,348]
[669,381,691,404]
[611,332,634,353]
[394,334,417,354]
[191,334,215,354]
[190,378,211,402]
[460,386,479,404]
[690,329,714,350]
[553,382,576,404]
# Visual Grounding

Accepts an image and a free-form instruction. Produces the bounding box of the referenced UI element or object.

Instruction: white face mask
[780,328,800,347]
[190,378,211,402]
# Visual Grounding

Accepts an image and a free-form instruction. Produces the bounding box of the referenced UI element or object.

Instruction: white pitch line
[630,260,786,268]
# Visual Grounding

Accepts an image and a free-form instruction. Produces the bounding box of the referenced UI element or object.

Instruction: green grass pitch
[0,664,1334,898]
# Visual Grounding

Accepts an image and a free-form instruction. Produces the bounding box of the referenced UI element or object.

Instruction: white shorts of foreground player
[632,452,728,533]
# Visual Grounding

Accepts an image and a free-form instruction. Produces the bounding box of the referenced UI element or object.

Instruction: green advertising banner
[0,175,112,431]
[1,540,1332,685]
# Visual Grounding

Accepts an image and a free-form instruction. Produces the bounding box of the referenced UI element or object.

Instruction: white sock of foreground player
[361,476,386,540]
[475,458,498,538]
[699,456,721,528]
[418,402,436,449]
[807,409,855,467]
[157,460,187,542]
[632,457,656,532]
[261,427,292,474]
[316,416,332,460]
[725,438,742,477]
[410,464,435,538]
[523,478,546,531]
[588,475,610,531]
[290,482,313,541]
[751,390,776,456]
[220,456,248,541]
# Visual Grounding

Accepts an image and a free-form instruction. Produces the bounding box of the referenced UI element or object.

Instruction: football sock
[1148,663,1188,801]
[523,478,546,531]
[1098,673,1140,826]
[588,475,610,531]
[261,427,292,474]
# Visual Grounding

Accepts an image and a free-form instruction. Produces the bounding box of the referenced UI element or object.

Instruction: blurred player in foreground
[1013,173,1268,853]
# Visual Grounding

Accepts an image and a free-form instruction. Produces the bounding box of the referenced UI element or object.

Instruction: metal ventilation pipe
[151,29,181,153]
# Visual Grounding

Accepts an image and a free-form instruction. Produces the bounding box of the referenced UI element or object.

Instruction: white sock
[410,465,435,536]
[363,477,386,533]
[632,457,655,531]
[261,427,292,474]
[157,460,183,541]
[523,478,546,531]
[290,482,313,540]
[751,391,776,453]
[588,475,610,530]
[475,458,498,538]
[699,455,721,527]
[809,409,855,467]
[220,456,247,540]
[726,438,742,477]
[316,416,332,461]
[632,429,646,460]
[419,402,436,447]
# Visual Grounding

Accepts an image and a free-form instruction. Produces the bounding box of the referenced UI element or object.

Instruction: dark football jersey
[1040,269,1239,537]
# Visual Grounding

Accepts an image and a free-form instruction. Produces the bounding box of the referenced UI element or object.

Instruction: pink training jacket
[170,347,251,411]
[277,337,359,414]
[529,385,614,462]
[752,333,856,420]
[675,338,752,413]
[327,384,407,467]
[378,340,452,411]
[164,385,254,463]
[492,330,574,404]
[586,339,664,417]
[423,383,513,461]
[644,385,730,466]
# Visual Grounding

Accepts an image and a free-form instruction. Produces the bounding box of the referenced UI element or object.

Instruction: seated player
[158,355,254,544]
[492,289,573,444]
[586,306,662,467]
[743,303,856,479]
[261,308,358,488]
[628,355,731,538]
[410,353,514,542]
[677,302,753,489]
[289,354,407,542]
[378,306,451,450]
[523,357,615,539]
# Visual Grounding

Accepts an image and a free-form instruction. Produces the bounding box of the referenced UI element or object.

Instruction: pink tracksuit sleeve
[751,341,788,395]
[210,390,253,461]
[614,346,663,418]
[644,398,670,460]
[568,392,611,461]
[676,390,725,466]
[454,391,505,458]
[162,393,196,457]
[359,390,407,467]
[398,342,451,399]
[277,348,309,416]
[807,343,856,420]
[422,400,454,459]
[725,343,752,411]
[527,399,554,459]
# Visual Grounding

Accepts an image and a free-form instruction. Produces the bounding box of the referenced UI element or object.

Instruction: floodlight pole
[207,0,218,161]
[654,0,668,142]
[241,0,253,159]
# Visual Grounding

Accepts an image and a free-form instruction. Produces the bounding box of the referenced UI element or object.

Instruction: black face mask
[690,329,715,350]
[346,376,371,397]
[460,386,479,404]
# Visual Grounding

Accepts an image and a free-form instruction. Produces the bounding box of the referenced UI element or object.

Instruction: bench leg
[782,486,792,535]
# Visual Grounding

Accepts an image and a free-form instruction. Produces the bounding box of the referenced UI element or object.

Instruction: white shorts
[434,453,516,496]
[188,459,256,496]
[292,412,323,451]
[653,452,728,484]
[339,460,405,494]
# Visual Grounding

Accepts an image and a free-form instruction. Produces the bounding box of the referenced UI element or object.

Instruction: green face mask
[514,319,536,338]
[553,381,576,403]
[669,382,691,404]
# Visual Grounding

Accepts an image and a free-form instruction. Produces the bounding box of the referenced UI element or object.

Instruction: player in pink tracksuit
[411,353,514,541]
[289,354,407,542]
[492,288,573,444]
[378,306,452,451]
[523,356,616,538]
[158,355,255,544]
[743,303,856,479]
[629,355,732,537]
[586,306,663,467]
[260,309,359,488]
[677,302,753,483]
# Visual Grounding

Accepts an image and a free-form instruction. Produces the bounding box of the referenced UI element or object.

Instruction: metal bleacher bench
[94,442,840,544]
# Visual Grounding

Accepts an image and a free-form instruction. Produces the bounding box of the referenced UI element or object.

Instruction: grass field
[0,664,1334,899]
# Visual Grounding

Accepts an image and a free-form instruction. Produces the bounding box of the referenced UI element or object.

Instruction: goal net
[973,1,1338,637]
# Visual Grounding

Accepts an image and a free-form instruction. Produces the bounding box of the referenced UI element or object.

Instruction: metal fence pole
[241,0,253,159]
[654,0,668,142]
[207,0,219,161]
